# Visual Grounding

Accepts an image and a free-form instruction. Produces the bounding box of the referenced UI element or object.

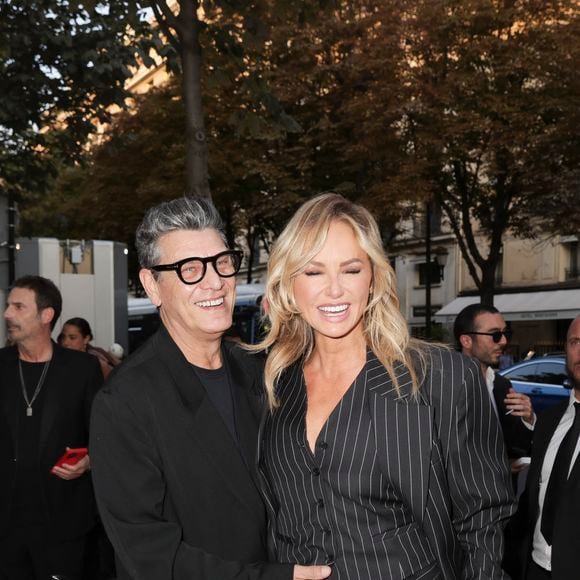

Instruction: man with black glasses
[454,304,535,478]
[89,197,330,580]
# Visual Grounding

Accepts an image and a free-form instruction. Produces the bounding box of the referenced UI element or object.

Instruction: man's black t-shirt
[11,361,50,527]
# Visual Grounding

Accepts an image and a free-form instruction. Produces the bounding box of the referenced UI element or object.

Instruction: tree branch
[436,188,482,288]
[259,232,271,255]
[468,133,490,194]
[149,0,182,47]
[150,0,180,30]
[488,152,515,262]
[453,159,485,272]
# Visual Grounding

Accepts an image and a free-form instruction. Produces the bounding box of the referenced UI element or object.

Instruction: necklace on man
[18,358,51,417]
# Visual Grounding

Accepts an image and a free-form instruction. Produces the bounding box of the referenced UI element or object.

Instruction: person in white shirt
[454,304,535,477]
[507,315,580,580]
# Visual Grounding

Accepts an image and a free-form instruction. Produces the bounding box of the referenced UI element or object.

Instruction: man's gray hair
[136,197,225,269]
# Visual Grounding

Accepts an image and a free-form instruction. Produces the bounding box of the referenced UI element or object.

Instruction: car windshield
[503,360,567,386]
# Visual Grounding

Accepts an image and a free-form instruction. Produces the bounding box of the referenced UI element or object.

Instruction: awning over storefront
[434,289,580,323]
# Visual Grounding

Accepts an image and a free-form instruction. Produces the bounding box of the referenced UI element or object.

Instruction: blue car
[498,357,571,414]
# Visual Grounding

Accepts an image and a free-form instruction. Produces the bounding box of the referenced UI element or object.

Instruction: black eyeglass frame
[466,330,513,343]
[150,250,243,285]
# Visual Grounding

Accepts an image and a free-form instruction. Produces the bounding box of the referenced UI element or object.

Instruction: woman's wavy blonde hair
[252,193,426,409]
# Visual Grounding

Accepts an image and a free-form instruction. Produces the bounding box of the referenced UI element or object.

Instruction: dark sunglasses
[150,250,243,285]
[466,329,512,343]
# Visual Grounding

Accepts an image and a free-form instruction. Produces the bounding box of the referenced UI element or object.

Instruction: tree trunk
[437,188,501,308]
[222,204,235,248]
[425,200,432,340]
[479,262,497,307]
[179,0,210,198]
[245,226,255,284]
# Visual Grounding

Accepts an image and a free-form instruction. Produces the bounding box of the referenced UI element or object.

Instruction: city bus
[127,283,266,353]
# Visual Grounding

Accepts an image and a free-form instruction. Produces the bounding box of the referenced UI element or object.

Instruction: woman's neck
[307,331,367,378]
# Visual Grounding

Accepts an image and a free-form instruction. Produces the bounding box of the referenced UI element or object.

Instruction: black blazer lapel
[38,345,65,454]
[566,447,580,487]
[154,327,266,520]
[367,352,434,524]
[224,346,264,483]
[1,347,21,451]
[527,402,568,516]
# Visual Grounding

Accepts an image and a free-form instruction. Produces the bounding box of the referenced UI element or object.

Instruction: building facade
[392,218,580,356]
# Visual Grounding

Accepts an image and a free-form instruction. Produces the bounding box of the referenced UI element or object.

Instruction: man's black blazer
[507,398,580,580]
[0,344,103,540]
[90,325,292,580]
[493,374,533,458]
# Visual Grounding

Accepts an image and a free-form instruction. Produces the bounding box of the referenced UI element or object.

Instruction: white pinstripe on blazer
[260,346,515,580]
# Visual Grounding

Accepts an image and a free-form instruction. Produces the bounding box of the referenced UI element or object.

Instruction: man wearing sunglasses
[454,304,535,481]
[89,197,330,580]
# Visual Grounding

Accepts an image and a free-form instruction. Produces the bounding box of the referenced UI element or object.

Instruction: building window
[410,322,445,341]
[412,202,442,238]
[566,241,579,280]
[417,262,442,286]
[412,305,442,318]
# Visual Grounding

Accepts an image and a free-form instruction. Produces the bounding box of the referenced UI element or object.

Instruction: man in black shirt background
[0,275,103,579]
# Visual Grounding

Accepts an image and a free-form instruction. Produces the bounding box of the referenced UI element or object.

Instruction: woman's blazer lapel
[367,352,434,525]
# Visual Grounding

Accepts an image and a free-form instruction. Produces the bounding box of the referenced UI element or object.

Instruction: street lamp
[433,250,448,281]
[425,215,448,340]
[425,201,432,339]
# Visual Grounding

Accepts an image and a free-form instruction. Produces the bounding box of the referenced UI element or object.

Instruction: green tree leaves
[0,1,153,197]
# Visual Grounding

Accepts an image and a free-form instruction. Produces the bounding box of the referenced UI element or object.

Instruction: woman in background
[61,317,119,379]
[255,193,514,579]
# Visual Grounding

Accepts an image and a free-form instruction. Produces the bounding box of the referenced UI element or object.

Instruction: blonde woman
[255,194,514,579]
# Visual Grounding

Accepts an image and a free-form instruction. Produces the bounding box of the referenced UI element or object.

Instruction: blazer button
[318,441,329,449]
[316,498,324,508]
[312,467,321,476]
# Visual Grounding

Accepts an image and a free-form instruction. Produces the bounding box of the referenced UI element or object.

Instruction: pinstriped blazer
[260,346,515,580]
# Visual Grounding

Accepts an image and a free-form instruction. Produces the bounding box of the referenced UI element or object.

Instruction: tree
[0,1,154,284]
[20,66,304,287]
[0,1,153,197]
[390,0,580,304]
[141,0,209,197]
[21,0,412,276]
[261,0,579,303]
[255,0,412,238]
[261,0,404,200]
[20,79,188,287]
[23,0,579,302]
[137,0,307,199]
